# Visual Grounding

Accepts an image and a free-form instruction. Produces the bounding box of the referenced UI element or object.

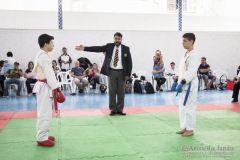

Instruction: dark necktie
[113,47,119,67]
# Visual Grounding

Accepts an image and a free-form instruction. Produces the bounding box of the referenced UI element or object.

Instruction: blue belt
[183,81,192,106]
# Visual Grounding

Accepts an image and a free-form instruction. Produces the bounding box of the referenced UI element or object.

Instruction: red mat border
[0,103,239,131]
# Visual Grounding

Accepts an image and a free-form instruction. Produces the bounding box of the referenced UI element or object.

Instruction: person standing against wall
[5,51,16,65]
[75,32,132,116]
[58,47,72,72]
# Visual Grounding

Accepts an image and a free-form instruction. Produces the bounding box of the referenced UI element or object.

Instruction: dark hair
[7,52,13,57]
[52,60,57,64]
[114,32,122,38]
[0,60,4,67]
[182,33,196,44]
[14,62,19,65]
[201,57,206,60]
[38,34,54,48]
[28,61,34,69]
[88,63,93,67]
[62,47,67,50]
[170,62,175,65]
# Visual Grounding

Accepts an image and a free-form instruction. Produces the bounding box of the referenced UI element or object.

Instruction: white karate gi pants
[178,89,197,131]
[35,82,52,141]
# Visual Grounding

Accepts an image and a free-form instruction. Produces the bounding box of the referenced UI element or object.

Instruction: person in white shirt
[166,62,179,91]
[58,47,72,72]
[6,52,16,65]
[176,33,199,137]
[33,34,60,147]
[232,71,240,102]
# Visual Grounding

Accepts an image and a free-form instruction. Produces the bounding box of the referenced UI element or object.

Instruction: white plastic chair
[198,70,228,90]
[151,73,168,91]
[131,69,138,90]
[56,71,73,92]
[164,74,173,91]
[7,77,25,95]
[68,74,90,94]
[20,77,27,95]
[212,70,228,85]
[100,74,109,93]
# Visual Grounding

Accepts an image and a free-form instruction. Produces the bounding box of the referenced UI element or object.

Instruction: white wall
[0,10,58,29]
[0,29,239,79]
[1,10,240,31]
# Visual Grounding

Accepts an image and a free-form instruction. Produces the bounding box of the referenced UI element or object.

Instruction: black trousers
[155,77,166,87]
[0,75,5,92]
[108,69,125,112]
[61,69,67,72]
[89,77,100,89]
[232,81,240,99]
[26,78,37,93]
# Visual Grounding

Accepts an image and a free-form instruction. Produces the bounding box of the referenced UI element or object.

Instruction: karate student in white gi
[176,33,199,137]
[33,34,60,146]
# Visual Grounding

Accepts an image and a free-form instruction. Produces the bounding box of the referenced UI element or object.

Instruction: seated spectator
[153,61,166,91]
[0,60,4,96]
[232,70,240,102]
[3,62,23,97]
[24,61,37,96]
[5,51,16,65]
[166,62,179,91]
[77,57,92,70]
[58,47,72,72]
[198,57,216,90]
[86,63,102,91]
[52,60,61,75]
[70,61,89,94]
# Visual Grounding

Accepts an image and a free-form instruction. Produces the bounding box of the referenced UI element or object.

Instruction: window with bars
[167,0,196,12]
[167,0,176,11]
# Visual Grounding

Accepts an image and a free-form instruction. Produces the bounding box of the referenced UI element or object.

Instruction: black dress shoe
[79,89,84,94]
[117,111,126,116]
[231,99,238,103]
[109,111,116,116]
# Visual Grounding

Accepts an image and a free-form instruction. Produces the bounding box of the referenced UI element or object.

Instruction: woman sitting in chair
[86,63,102,90]
[152,61,166,91]
[25,61,37,96]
